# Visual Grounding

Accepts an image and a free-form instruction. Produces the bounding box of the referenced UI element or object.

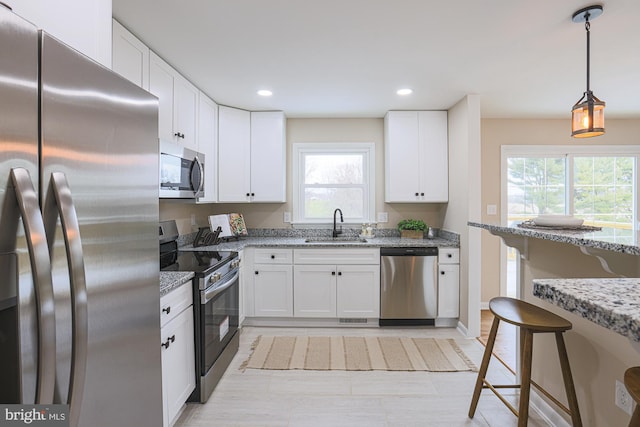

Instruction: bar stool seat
[469,297,582,426]
[624,367,640,426]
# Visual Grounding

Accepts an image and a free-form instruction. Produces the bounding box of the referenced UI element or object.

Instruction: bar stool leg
[469,316,500,418]
[518,329,534,427]
[630,406,640,427]
[555,332,582,427]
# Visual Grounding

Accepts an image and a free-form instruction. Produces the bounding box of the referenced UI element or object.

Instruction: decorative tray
[517,220,602,231]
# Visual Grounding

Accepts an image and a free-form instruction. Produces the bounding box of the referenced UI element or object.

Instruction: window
[293,143,375,224]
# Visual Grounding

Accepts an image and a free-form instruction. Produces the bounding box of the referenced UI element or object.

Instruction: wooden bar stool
[624,367,640,426]
[468,297,582,426]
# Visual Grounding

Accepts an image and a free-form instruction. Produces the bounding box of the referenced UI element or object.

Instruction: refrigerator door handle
[0,168,56,403]
[43,171,87,427]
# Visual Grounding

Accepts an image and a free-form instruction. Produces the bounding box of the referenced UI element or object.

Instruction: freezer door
[40,33,162,426]
[0,7,48,405]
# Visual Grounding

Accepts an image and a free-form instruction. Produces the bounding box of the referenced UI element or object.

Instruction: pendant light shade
[571,5,605,138]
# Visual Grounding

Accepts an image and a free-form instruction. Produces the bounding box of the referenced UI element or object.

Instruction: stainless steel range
[159,220,240,403]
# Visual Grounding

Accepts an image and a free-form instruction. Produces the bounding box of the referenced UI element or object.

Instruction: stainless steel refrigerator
[0,7,163,427]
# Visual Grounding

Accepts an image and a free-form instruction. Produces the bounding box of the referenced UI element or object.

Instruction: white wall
[443,94,481,337]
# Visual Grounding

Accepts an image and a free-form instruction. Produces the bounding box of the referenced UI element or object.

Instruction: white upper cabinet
[149,51,198,151]
[218,107,286,203]
[7,0,112,67]
[196,92,218,203]
[218,106,251,202]
[385,111,448,203]
[112,20,149,90]
[250,111,286,202]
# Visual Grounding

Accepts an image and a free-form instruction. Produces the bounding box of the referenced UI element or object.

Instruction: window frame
[292,142,375,225]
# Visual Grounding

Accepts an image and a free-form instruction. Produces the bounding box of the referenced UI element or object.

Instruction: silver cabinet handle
[0,168,56,404]
[43,171,87,427]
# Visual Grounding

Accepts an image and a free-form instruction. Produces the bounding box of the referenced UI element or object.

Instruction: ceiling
[112,0,640,119]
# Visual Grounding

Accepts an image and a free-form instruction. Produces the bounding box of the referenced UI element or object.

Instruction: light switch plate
[486,204,497,216]
[377,212,388,223]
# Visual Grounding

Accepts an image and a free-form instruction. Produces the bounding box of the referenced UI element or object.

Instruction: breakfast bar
[469,221,640,426]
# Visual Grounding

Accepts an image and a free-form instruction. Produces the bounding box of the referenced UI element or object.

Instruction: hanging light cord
[585,13,591,94]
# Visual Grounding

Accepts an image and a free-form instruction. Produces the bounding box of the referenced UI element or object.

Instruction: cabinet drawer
[254,248,293,264]
[160,281,193,327]
[294,248,380,265]
[438,248,459,264]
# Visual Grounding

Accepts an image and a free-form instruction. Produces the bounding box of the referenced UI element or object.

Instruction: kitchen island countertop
[533,278,640,342]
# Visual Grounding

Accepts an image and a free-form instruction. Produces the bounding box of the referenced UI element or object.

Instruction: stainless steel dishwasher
[379,247,438,326]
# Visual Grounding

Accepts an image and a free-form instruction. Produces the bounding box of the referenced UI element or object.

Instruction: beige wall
[480,118,640,304]
[161,117,447,235]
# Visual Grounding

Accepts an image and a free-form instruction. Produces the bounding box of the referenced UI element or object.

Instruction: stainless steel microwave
[159,140,205,199]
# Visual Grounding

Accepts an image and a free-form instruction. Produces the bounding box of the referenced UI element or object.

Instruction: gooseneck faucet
[332,208,343,238]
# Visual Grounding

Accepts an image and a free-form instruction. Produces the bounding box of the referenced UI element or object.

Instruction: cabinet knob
[447,254,452,258]
[415,192,419,196]
[331,271,336,276]
[271,255,275,259]
[162,306,171,314]
[246,193,250,197]
[174,132,185,139]
[251,193,255,197]
[420,192,424,196]
[441,271,445,275]
[255,271,259,275]
[338,272,342,276]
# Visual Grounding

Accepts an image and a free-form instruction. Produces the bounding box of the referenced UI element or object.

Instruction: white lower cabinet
[253,264,293,317]
[293,265,337,317]
[336,265,380,318]
[438,248,460,318]
[160,284,195,427]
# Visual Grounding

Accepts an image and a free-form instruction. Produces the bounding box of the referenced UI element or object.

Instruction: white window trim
[292,142,375,225]
[499,144,640,297]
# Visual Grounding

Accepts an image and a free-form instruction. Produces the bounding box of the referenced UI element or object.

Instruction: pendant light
[571,5,605,138]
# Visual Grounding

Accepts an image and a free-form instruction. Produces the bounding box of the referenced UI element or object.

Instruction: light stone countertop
[468,221,640,255]
[178,236,459,252]
[160,271,194,297]
[533,278,640,342]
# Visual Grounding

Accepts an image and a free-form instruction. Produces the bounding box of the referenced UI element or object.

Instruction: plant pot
[400,230,424,239]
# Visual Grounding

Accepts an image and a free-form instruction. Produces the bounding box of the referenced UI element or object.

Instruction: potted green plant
[397,219,428,239]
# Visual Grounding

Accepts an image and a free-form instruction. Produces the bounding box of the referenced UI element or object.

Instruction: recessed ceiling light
[397,88,413,96]
[257,90,273,97]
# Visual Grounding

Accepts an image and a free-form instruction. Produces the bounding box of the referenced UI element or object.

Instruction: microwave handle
[191,157,204,195]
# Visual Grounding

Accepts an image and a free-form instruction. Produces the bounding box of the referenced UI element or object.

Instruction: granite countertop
[178,235,459,252]
[469,221,640,255]
[160,271,194,297]
[533,278,640,342]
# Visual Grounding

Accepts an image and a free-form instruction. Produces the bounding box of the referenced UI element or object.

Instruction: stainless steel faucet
[332,208,343,237]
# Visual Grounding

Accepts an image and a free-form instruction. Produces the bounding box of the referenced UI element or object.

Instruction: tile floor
[174,326,551,427]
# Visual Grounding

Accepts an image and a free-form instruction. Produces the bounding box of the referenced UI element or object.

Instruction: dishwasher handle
[380,247,438,257]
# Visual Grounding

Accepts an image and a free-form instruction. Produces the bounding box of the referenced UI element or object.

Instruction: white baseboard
[530,388,571,427]
[481,301,490,310]
[457,320,470,337]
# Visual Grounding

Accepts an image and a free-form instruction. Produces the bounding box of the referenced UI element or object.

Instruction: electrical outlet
[377,212,388,223]
[283,211,291,223]
[615,380,633,415]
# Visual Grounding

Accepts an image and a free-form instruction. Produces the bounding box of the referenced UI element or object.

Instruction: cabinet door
[250,111,286,202]
[336,265,380,318]
[112,20,149,90]
[218,106,251,202]
[253,264,293,317]
[149,52,175,143]
[173,74,199,151]
[384,111,421,202]
[438,264,459,318]
[293,265,337,318]
[418,111,448,202]
[196,92,218,203]
[161,306,195,427]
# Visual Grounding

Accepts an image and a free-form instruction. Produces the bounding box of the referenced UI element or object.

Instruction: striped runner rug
[242,336,477,372]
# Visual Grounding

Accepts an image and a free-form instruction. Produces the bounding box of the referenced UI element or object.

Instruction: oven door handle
[201,270,239,304]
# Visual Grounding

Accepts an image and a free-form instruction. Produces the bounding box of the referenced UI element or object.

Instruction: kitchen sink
[304,236,368,243]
